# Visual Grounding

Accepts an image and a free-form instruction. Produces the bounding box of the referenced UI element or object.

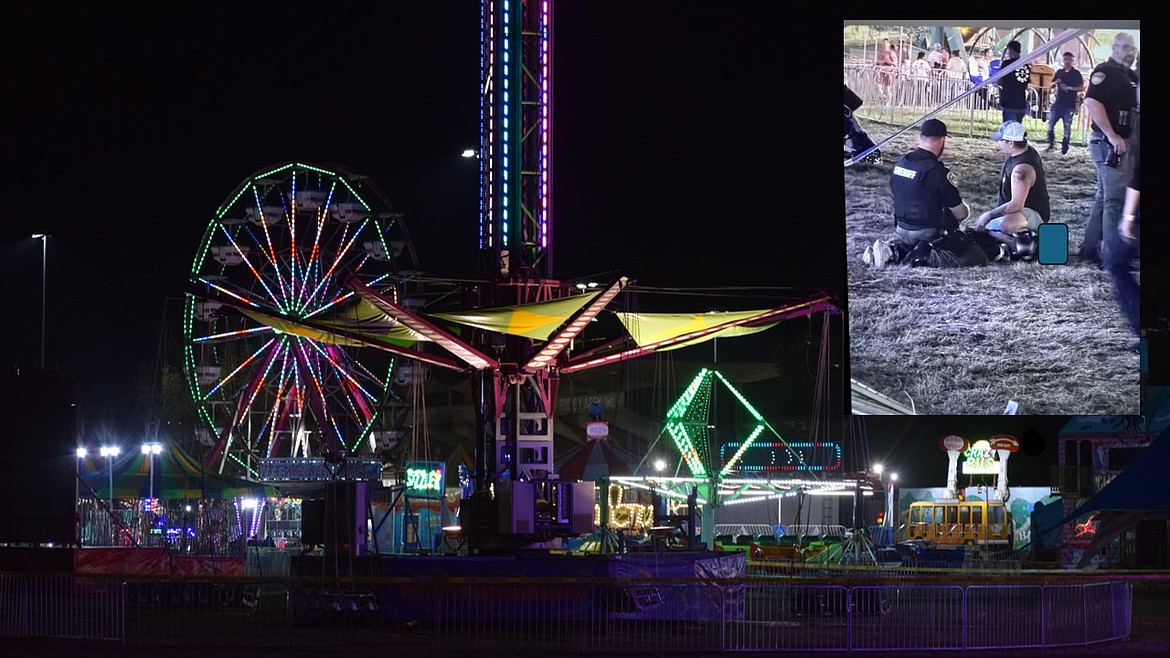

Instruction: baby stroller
[844,84,880,164]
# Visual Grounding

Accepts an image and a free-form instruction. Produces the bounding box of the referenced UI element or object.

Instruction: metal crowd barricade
[844,60,1092,146]
[0,571,1135,653]
[0,574,124,642]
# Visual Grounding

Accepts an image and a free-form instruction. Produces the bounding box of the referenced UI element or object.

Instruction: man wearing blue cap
[865,118,987,268]
[971,120,1049,260]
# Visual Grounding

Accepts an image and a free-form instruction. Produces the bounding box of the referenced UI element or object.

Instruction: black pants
[894,227,988,268]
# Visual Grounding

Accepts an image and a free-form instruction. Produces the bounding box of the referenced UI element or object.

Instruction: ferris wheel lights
[76,447,87,459]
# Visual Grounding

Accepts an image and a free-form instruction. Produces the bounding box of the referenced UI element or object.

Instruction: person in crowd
[946,49,966,79]
[1078,32,1139,267]
[876,38,898,104]
[969,48,991,108]
[864,119,988,269]
[1045,51,1085,155]
[926,42,948,69]
[996,40,1031,123]
[911,51,932,104]
[970,121,1049,261]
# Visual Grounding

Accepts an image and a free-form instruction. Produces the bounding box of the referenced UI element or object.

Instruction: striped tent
[79,442,274,500]
[555,438,643,482]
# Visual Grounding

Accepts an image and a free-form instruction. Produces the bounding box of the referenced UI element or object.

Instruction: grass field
[845,117,1139,415]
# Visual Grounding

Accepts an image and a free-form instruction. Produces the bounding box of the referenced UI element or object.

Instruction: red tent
[555,438,643,481]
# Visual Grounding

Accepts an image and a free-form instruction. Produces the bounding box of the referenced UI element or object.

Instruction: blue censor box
[1037,223,1068,265]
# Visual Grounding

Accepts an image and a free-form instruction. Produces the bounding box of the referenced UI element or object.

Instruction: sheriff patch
[893,165,917,180]
[947,171,958,187]
[1091,71,1106,85]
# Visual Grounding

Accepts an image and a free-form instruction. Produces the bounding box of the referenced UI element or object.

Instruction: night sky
[0,7,1149,489]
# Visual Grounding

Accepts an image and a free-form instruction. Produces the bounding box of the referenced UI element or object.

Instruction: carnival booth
[77,441,276,556]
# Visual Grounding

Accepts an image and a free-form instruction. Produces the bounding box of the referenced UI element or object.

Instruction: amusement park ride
[182,0,847,556]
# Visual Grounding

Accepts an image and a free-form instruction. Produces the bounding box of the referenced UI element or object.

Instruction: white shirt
[969,57,988,78]
[946,57,966,78]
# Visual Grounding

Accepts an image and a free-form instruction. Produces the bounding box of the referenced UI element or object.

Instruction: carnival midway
[2,13,1163,656]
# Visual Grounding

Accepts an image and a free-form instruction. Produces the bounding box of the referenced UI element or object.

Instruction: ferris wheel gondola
[183,162,419,478]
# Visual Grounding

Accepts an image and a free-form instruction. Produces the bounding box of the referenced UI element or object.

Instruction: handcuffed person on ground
[969,120,1049,261]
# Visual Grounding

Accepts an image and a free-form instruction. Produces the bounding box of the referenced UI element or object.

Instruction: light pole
[100,445,120,544]
[142,443,162,547]
[75,447,86,547]
[31,234,49,368]
[142,442,162,502]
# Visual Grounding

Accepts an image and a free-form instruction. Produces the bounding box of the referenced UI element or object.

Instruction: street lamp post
[75,447,86,547]
[142,443,162,546]
[31,234,49,368]
[142,442,162,502]
[100,446,120,544]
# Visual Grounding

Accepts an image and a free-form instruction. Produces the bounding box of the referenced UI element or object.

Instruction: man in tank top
[971,120,1050,261]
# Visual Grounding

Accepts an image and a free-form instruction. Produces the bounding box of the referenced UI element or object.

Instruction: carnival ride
[184,162,420,479]
[176,0,844,559]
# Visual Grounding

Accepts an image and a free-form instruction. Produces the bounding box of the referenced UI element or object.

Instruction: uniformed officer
[864,118,987,268]
[1077,32,1138,267]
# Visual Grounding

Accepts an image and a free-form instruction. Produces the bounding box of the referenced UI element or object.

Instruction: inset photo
[844,23,1141,415]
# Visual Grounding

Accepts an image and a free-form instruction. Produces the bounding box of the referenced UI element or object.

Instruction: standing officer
[864,118,987,268]
[1077,32,1138,267]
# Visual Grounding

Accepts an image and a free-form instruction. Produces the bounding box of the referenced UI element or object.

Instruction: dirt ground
[6,582,1167,657]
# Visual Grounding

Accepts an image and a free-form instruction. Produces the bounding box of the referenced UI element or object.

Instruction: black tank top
[998,146,1049,223]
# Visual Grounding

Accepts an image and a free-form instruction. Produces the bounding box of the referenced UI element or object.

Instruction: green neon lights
[405,460,445,499]
[664,368,768,478]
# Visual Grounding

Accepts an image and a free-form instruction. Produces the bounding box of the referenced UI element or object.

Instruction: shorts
[986,207,1042,233]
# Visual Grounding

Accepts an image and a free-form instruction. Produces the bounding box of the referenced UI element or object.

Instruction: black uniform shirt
[1085,58,1139,138]
[890,148,963,230]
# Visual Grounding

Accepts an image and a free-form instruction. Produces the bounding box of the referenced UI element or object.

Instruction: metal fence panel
[0,572,1135,653]
[0,574,123,642]
[584,581,725,653]
[968,584,1044,649]
[848,585,964,651]
[123,578,289,649]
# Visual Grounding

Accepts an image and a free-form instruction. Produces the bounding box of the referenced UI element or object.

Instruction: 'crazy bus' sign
[961,439,999,475]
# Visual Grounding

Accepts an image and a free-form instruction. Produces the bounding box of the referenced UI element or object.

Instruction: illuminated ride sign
[961,439,999,475]
[956,435,1020,477]
[718,441,843,472]
[404,460,445,499]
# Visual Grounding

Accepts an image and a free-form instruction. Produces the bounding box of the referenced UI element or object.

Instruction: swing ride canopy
[80,442,275,500]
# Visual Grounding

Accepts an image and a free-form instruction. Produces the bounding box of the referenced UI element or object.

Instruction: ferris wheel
[183,161,419,478]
